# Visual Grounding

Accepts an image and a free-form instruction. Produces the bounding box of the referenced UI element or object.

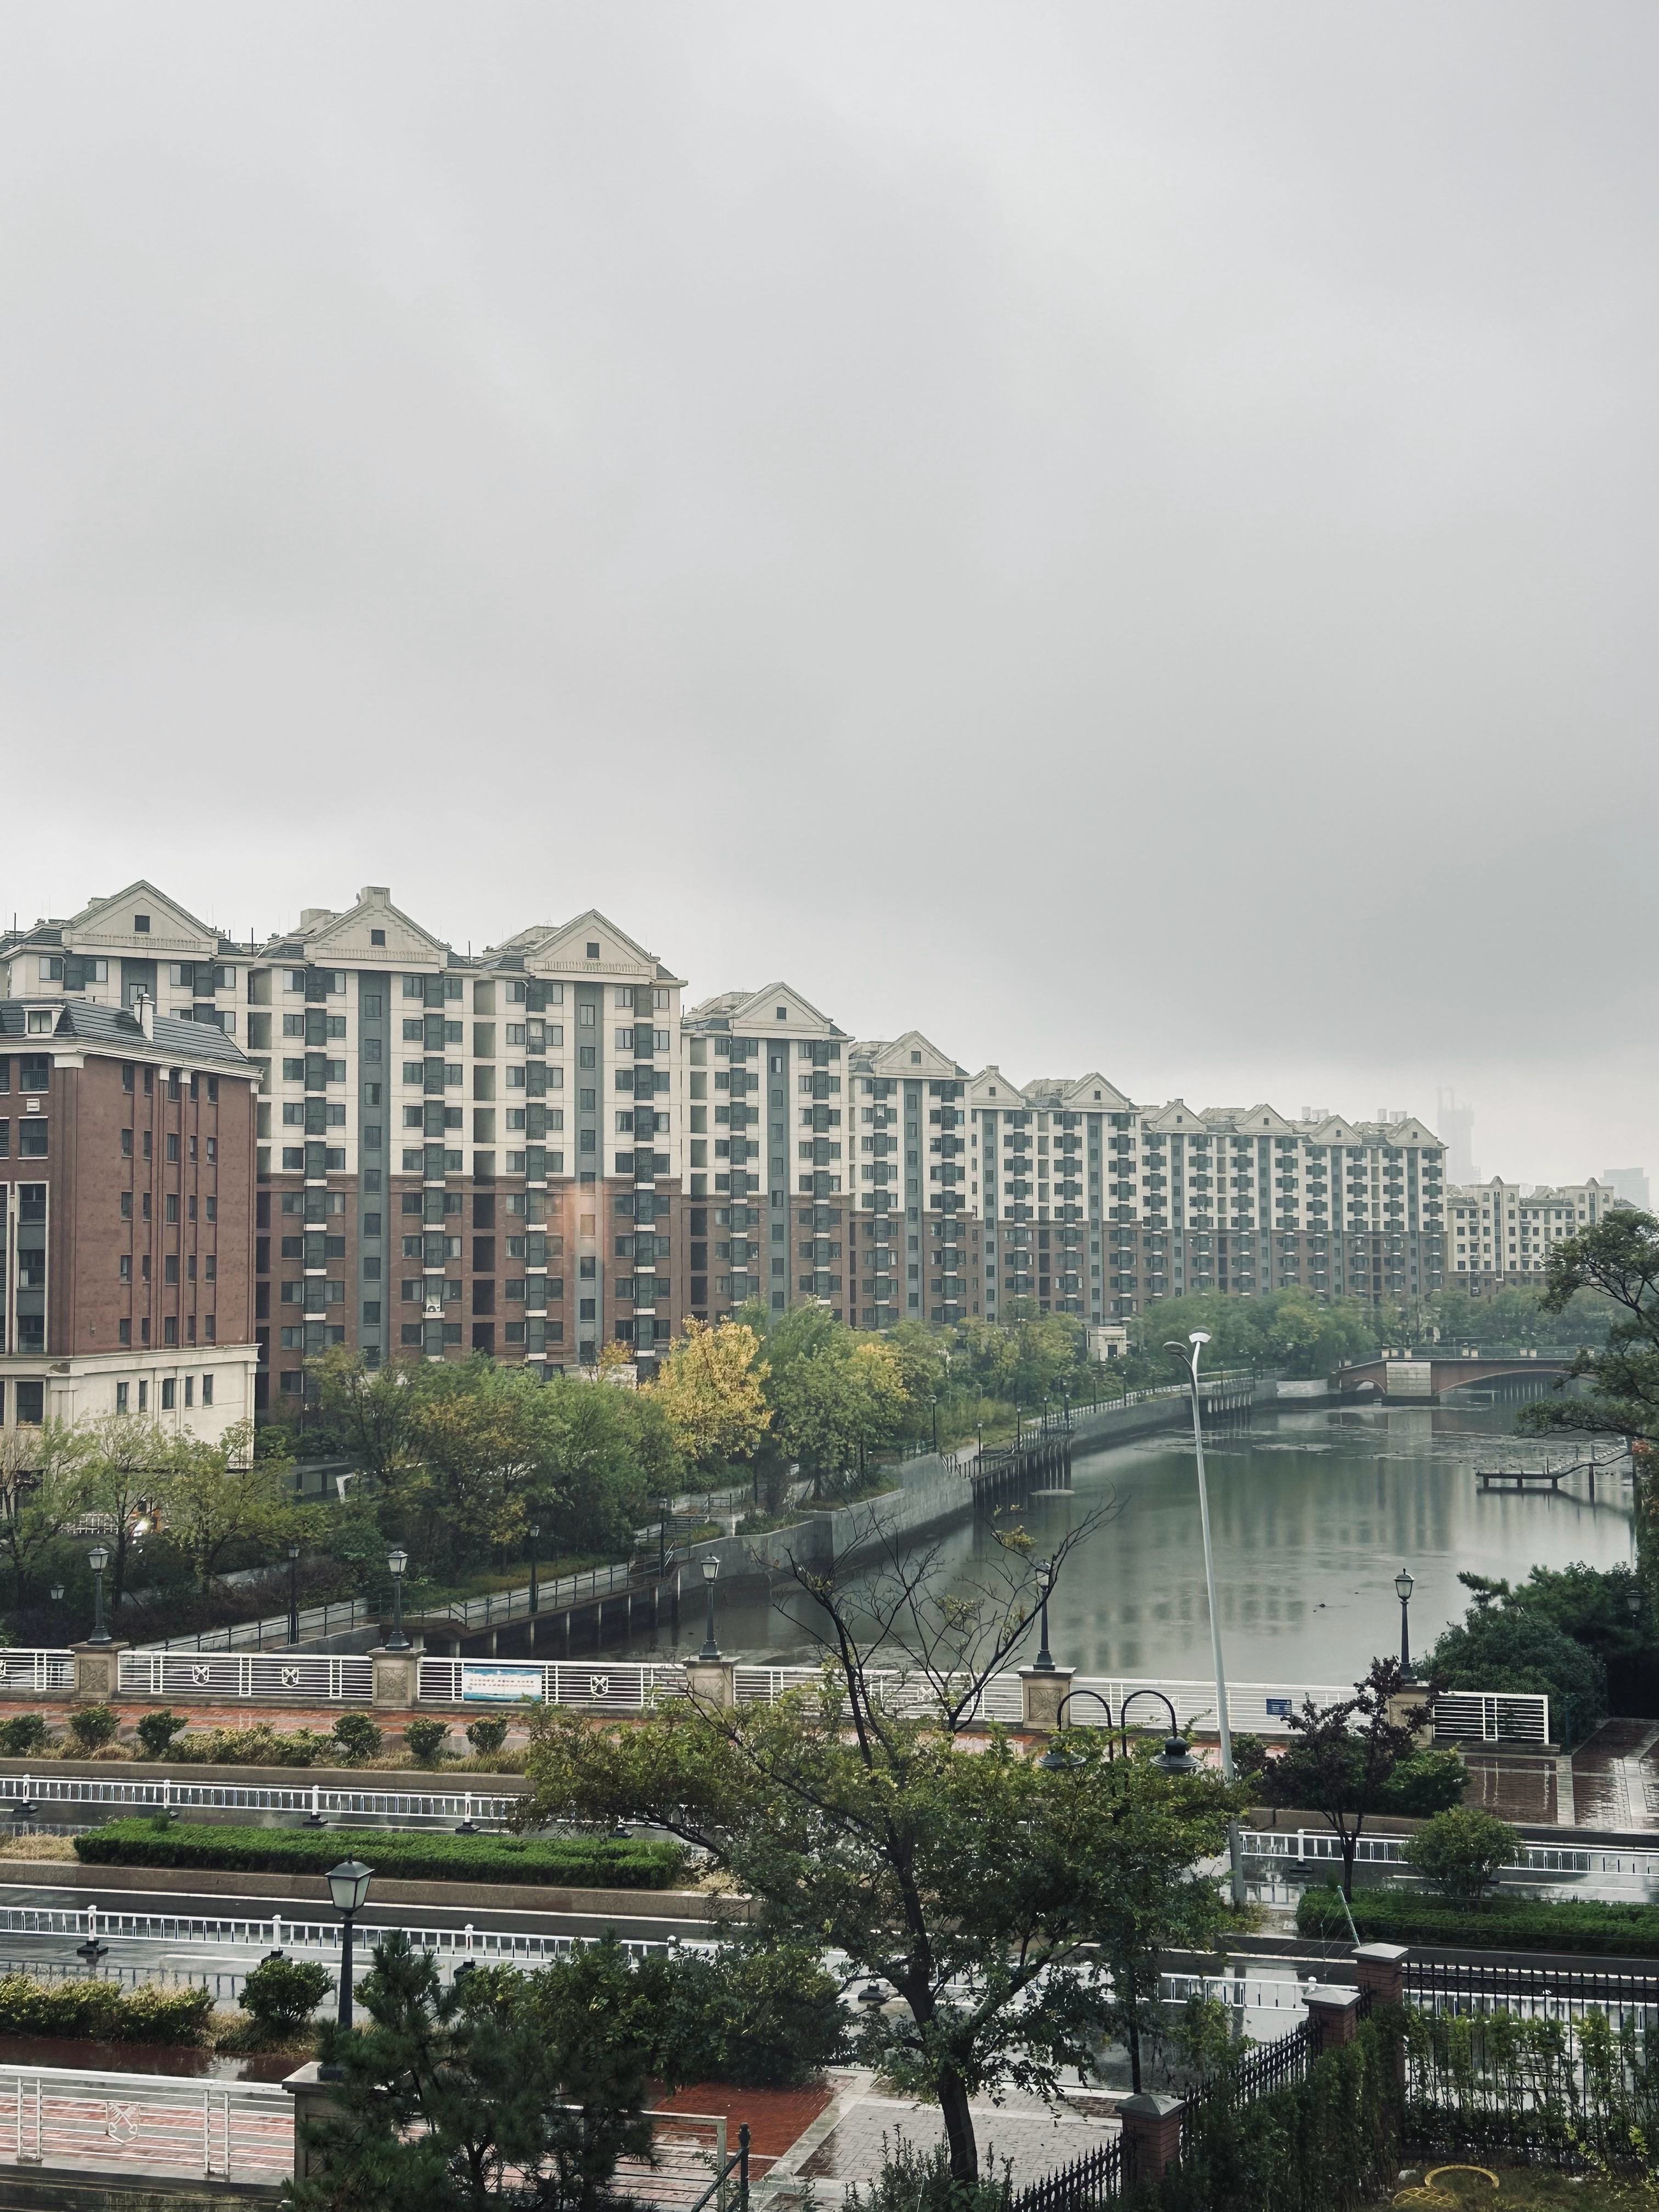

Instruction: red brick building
[0,994,261,1444]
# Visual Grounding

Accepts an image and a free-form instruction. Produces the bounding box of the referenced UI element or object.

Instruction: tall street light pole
[1165,1329,1245,1908]
[320,1859,374,2075]
[528,1526,540,1617]
[1396,1568,1415,1678]
[287,1543,301,1646]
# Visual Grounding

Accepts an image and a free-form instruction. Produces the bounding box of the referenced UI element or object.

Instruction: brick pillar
[1118,2092,1183,2182]
[683,1658,738,1709]
[1354,1943,1408,2010]
[283,2061,340,2183]
[1304,1984,1361,2055]
[369,1646,420,1709]
[1019,1666,1075,1733]
[70,1641,128,1706]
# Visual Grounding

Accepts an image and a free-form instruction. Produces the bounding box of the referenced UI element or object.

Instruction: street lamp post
[528,1526,540,1617]
[86,1543,112,1646]
[319,1859,374,2073]
[385,1549,409,1652]
[1165,1329,1245,1908]
[287,1543,301,1646]
[658,1498,672,1578]
[699,1557,721,1661]
[1033,1559,1056,1672]
[1395,1568,1415,1678]
[930,1393,939,1454]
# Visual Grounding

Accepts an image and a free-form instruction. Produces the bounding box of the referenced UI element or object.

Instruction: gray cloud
[1,2,1653,1184]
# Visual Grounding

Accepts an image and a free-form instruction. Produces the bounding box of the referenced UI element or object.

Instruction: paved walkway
[771,2073,1116,2199]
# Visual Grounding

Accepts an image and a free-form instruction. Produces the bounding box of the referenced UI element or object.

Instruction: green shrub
[845,2134,1009,2212]
[136,1709,190,1760]
[331,1713,382,1764]
[0,1714,48,1757]
[639,1942,845,2089]
[1298,1882,1659,1956]
[239,1955,335,2032]
[1402,1807,1521,1908]
[1379,1749,1468,1816]
[0,1972,214,2045]
[66,1705,120,1754]
[466,1716,509,1757]
[404,1719,450,1768]
[75,1820,687,1891]
[172,1724,326,1768]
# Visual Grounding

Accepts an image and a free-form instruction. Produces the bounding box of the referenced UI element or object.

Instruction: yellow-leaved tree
[646,1319,771,1472]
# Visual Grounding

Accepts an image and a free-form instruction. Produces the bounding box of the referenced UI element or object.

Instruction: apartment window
[18,1120,46,1158]
[161,1378,176,1408]
[115,1383,129,1413]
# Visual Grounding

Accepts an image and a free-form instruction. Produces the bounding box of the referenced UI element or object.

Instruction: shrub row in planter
[1298,1883,1659,1956]
[0,1973,215,2045]
[75,1820,687,1891]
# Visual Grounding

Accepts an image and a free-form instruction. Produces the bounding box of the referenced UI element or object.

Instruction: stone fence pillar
[1354,1943,1409,2010]
[1118,2092,1183,2182]
[70,1641,128,1706]
[283,2061,340,2183]
[1019,1666,1075,1734]
[369,1646,420,1709]
[683,1657,738,1710]
[1304,1983,1362,2056]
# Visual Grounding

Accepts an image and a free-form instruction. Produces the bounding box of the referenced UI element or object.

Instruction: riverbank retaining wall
[691,1380,1278,1583]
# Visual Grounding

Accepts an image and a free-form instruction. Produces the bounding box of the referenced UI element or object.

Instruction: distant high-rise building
[1437,1088,1480,1186]
[1601,1167,1651,1211]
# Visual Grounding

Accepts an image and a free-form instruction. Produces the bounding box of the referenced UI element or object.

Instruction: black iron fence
[1406,1956,1659,2031]
[1006,2131,1125,2212]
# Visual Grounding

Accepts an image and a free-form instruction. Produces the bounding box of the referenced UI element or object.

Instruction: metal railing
[0,1903,701,1971]
[410,1658,1550,1746]
[0,1652,75,1694]
[117,1650,375,1704]
[423,1557,659,1635]
[1241,1826,1644,1881]
[0,2062,291,2183]
[133,1595,373,1654]
[417,1656,691,1709]
[1007,2130,1124,2212]
[1405,1956,1659,2029]
[0,1771,518,1828]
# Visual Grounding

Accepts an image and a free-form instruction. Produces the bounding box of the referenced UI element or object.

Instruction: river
[643,1399,1635,1689]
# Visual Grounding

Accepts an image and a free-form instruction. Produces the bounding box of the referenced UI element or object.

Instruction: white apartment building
[1447,1176,1625,1284]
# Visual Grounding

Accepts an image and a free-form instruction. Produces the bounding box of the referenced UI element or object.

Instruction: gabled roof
[496,909,682,985]
[281,885,451,971]
[1223,1103,1297,1136]
[60,881,219,958]
[1064,1071,1136,1111]
[693,981,841,1036]
[864,1030,963,1079]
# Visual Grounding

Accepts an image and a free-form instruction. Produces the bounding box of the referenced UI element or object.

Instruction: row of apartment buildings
[0,882,1629,1429]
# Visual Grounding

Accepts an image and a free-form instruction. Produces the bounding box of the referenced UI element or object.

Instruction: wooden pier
[1476,1447,1631,1494]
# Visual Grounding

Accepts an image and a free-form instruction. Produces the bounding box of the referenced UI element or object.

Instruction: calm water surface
[650,1401,1634,1688]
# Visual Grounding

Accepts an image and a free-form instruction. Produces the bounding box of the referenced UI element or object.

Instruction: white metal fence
[0,1902,696,1970]
[0,1771,518,1829]
[0,1652,74,1695]
[1240,1826,1642,1881]
[1430,1690,1550,1745]
[410,1657,1550,1744]
[117,1651,375,1704]
[416,1657,690,1709]
[0,2062,291,2183]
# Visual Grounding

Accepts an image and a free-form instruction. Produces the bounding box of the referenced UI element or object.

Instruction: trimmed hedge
[1299,1882,1659,1957]
[0,1973,214,2045]
[74,1820,687,1891]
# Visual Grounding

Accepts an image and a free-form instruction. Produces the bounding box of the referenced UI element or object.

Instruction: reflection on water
[638,1401,1635,1688]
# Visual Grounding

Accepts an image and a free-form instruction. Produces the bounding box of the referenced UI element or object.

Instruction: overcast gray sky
[2,4,1654,1186]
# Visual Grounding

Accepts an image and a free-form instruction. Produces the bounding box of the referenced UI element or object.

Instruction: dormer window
[586,943,600,958]
[371,928,386,946]
[134,914,150,933]
[776,1006,787,1021]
